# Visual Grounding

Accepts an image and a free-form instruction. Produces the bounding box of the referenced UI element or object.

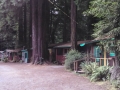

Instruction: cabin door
[94,46,101,62]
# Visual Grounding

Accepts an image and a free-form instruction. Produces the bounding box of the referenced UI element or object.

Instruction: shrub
[80,62,110,82]
[65,49,85,70]
[80,62,98,76]
[1,57,8,62]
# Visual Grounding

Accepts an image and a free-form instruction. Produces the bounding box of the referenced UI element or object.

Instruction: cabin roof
[54,40,90,48]
[49,36,114,49]
[49,40,99,48]
[5,48,22,53]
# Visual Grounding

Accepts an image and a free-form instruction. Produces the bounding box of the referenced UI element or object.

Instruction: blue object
[110,53,115,56]
[96,58,100,62]
[94,46,101,58]
[111,38,115,40]
[80,43,85,47]
[21,50,28,63]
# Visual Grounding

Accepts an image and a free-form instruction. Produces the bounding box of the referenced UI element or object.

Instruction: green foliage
[80,62,110,82]
[112,80,120,89]
[65,49,86,70]
[0,0,29,49]
[1,56,8,62]
[80,62,98,76]
[91,0,119,38]
[90,66,109,82]
[84,0,120,52]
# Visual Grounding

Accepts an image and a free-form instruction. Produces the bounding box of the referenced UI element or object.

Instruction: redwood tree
[31,0,50,64]
[71,0,77,50]
[31,0,38,64]
[37,0,43,64]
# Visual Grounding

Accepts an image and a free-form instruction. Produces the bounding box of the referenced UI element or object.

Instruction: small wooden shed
[5,49,22,61]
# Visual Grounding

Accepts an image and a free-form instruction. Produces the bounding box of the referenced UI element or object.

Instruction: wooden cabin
[3,49,22,62]
[49,40,93,64]
[49,40,115,66]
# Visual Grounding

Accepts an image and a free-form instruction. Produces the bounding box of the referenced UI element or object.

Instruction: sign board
[110,53,115,57]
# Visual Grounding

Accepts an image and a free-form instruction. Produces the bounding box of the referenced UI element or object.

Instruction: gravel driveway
[0,62,108,90]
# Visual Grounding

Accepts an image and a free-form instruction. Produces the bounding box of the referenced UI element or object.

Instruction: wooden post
[95,58,96,63]
[76,61,78,72]
[48,49,52,62]
[74,61,78,72]
[100,58,101,66]
[113,58,115,66]
[104,48,106,66]
[56,49,57,61]
[87,46,89,63]
[74,61,76,71]
[107,58,108,66]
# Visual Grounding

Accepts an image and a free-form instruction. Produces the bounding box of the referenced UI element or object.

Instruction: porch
[73,57,115,72]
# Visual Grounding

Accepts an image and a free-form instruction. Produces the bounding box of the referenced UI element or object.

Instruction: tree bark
[37,0,43,64]
[29,0,32,49]
[31,0,38,64]
[42,0,50,60]
[71,0,77,50]
[18,6,24,47]
[114,39,120,66]
[23,2,27,48]
[63,0,68,42]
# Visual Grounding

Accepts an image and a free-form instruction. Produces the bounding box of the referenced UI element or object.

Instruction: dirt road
[0,62,108,90]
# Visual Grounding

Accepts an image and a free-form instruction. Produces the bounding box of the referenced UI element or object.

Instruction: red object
[56,55,65,64]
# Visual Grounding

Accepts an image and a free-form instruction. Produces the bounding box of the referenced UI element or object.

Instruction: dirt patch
[0,62,111,90]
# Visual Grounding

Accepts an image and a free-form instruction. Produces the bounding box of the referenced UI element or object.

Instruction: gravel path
[0,62,108,90]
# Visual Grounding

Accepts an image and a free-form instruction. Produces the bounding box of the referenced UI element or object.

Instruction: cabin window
[57,48,63,55]
[94,46,101,58]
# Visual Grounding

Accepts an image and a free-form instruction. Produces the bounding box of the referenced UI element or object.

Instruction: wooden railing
[73,57,115,72]
[95,58,114,66]
[73,58,87,72]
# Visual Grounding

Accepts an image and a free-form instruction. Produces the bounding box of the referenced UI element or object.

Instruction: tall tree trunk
[18,6,24,47]
[23,2,27,48]
[15,7,20,49]
[42,0,50,60]
[29,0,32,49]
[71,0,77,49]
[63,0,68,42]
[114,38,120,66]
[49,8,53,43]
[38,0,43,64]
[25,1,30,49]
[31,0,38,64]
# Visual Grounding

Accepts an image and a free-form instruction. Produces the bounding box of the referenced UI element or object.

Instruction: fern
[80,62,110,82]
[90,66,109,82]
[80,62,98,76]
